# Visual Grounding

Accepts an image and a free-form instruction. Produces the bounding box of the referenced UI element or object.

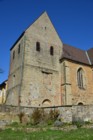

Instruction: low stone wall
[72,105,93,123]
[0,105,93,123]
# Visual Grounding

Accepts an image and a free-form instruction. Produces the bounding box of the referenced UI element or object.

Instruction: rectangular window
[13,51,15,59]
[18,44,20,54]
[36,42,40,52]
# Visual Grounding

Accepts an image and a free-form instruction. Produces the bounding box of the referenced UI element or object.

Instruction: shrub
[48,109,59,121]
[31,108,44,125]
[18,112,25,123]
[30,108,60,126]
[10,122,19,127]
[47,119,54,125]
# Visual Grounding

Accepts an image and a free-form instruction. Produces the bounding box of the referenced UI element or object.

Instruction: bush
[30,108,60,126]
[48,109,59,121]
[31,108,44,125]
[47,119,54,125]
[18,112,25,123]
[10,122,19,127]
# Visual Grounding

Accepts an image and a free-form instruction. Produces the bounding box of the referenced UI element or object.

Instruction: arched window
[36,42,40,52]
[42,99,51,106]
[77,68,84,89]
[50,46,54,55]
[78,102,83,105]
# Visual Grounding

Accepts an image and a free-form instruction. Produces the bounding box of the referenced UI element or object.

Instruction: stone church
[6,12,93,107]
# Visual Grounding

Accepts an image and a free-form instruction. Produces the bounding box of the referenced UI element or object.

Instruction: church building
[6,12,93,107]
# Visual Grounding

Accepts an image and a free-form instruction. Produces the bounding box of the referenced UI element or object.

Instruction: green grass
[0,128,93,140]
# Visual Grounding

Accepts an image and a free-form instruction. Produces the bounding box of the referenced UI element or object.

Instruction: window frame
[77,68,85,89]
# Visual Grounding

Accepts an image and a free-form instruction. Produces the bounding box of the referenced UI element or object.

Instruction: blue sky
[0,0,93,83]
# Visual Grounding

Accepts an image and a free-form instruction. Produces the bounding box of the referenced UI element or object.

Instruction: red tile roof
[61,44,90,65]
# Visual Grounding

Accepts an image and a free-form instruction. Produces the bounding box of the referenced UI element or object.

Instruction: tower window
[18,44,20,54]
[13,75,15,86]
[50,46,54,55]
[13,51,15,59]
[36,42,40,52]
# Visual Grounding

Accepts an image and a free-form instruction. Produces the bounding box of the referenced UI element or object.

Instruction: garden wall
[0,105,93,123]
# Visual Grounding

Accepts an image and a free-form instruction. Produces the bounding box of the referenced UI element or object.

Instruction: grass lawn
[0,128,93,140]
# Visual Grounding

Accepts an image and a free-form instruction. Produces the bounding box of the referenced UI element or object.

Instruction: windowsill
[78,86,86,90]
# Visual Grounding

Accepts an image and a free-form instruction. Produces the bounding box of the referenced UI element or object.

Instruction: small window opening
[18,44,20,54]
[36,42,40,52]
[13,75,15,86]
[50,46,54,55]
[13,51,15,59]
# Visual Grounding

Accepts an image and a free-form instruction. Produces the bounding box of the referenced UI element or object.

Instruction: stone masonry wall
[1,105,93,123]
[61,60,93,105]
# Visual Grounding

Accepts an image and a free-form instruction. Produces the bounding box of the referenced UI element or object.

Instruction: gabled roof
[61,44,90,65]
[10,11,62,51]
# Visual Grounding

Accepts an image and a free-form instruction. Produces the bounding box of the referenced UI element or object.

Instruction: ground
[0,128,93,140]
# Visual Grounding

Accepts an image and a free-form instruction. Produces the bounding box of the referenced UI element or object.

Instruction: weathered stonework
[6,12,63,107]
[5,12,93,107]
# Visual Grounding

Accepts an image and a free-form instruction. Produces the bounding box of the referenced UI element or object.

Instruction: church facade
[6,12,93,107]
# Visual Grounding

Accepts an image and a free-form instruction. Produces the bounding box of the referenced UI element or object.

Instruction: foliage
[31,108,44,125]
[47,119,54,125]
[48,109,59,121]
[10,122,19,127]
[18,112,25,123]
[30,108,60,126]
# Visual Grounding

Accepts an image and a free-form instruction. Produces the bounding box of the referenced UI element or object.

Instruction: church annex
[6,12,93,107]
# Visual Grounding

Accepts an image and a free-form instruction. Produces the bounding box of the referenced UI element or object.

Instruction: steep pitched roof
[10,11,62,51]
[61,44,90,65]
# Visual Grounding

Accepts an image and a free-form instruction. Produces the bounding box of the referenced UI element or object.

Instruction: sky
[0,0,93,83]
